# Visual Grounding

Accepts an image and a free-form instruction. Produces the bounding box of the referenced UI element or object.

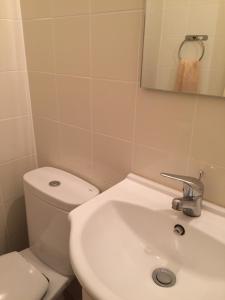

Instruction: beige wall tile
[92,12,141,81]
[53,16,90,76]
[51,0,90,17]
[0,20,24,71]
[14,21,27,70]
[133,144,187,190]
[20,0,52,19]
[0,0,19,19]
[29,72,58,120]
[23,20,54,72]
[0,156,35,203]
[56,76,91,129]
[93,79,136,140]
[59,124,92,179]
[92,0,144,13]
[135,89,196,156]
[33,118,59,167]
[92,134,132,190]
[0,72,28,119]
[0,117,34,164]
[191,97,225,167]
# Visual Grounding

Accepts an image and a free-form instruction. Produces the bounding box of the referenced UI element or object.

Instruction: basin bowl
[69,174,225,300]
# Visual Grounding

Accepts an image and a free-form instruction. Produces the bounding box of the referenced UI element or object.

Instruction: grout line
[0,18,20,21]
[131,83,139,171]
[91,77,138,84]
[23,15,89,22]
[131,12,145,171]
[27,70,139,84]
[94,131,132,144]
[22,9,145,21]
[89,0,95,174]
[54,73,91,80]
[185,96,199,175]
[0,114,30,123]
[35,116,91,133]
[0,69,27,73]
[0,153,36,168]
[60,121,91,133]
[134,142,176,155]
[92,9,144,16]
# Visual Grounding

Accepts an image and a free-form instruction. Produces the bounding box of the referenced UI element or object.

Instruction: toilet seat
[0,252,49,300]
[21,248,72,300]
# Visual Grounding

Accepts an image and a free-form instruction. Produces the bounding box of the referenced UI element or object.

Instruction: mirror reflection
[141,0,225,97]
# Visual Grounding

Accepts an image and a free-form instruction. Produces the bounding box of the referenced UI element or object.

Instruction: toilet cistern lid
[0,252,49,300]
[23,167,100,211]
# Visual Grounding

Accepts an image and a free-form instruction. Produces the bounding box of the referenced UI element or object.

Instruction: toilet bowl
[0,167,99,300]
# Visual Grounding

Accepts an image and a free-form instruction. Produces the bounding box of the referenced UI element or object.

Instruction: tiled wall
[21,0,225,208]
[0,0,36,254]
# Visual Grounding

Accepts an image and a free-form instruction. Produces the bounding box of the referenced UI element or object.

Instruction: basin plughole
[69,174,225,300]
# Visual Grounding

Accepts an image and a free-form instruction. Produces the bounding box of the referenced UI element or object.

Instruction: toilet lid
[0,252,49,300]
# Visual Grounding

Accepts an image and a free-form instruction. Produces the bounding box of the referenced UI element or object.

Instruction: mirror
[141,0,225,98]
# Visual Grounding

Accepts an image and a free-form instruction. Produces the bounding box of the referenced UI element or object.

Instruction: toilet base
[21,248,72,300]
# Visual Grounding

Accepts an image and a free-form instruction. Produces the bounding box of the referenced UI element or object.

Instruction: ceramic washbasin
[69,174,225,300]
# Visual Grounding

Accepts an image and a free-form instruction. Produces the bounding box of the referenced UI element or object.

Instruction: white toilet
[0,167,99,300]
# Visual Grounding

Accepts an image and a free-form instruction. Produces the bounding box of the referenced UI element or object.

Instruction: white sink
[69,174,225,300]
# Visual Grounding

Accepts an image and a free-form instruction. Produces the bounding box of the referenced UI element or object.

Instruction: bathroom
[0,0,224,299]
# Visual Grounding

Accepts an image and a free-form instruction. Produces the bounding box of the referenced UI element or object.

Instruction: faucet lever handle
[160,172,204,196]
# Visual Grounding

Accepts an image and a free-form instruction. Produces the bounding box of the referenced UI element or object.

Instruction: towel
[175,59,200,93]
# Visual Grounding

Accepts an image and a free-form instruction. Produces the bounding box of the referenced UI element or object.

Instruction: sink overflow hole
[152,268,176,288]
[174,224,185,236]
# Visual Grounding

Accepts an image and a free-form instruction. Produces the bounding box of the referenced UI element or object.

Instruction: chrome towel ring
[178,35,208,62]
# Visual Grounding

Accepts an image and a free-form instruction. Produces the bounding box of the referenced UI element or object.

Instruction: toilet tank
[23,167,99,276]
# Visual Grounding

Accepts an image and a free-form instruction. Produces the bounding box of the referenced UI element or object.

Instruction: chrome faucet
[161,172,204,217]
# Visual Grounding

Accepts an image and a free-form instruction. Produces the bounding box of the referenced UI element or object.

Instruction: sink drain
[152,268,176,287]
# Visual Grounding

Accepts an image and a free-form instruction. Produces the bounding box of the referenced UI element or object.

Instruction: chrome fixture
[152,268,176,288]
[161,171,204,217]
[178,35,208,61]
[49,180,61,187]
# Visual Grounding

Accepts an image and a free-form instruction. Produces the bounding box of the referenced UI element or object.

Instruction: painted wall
[0,0,36,254]
[21,0,225,208]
